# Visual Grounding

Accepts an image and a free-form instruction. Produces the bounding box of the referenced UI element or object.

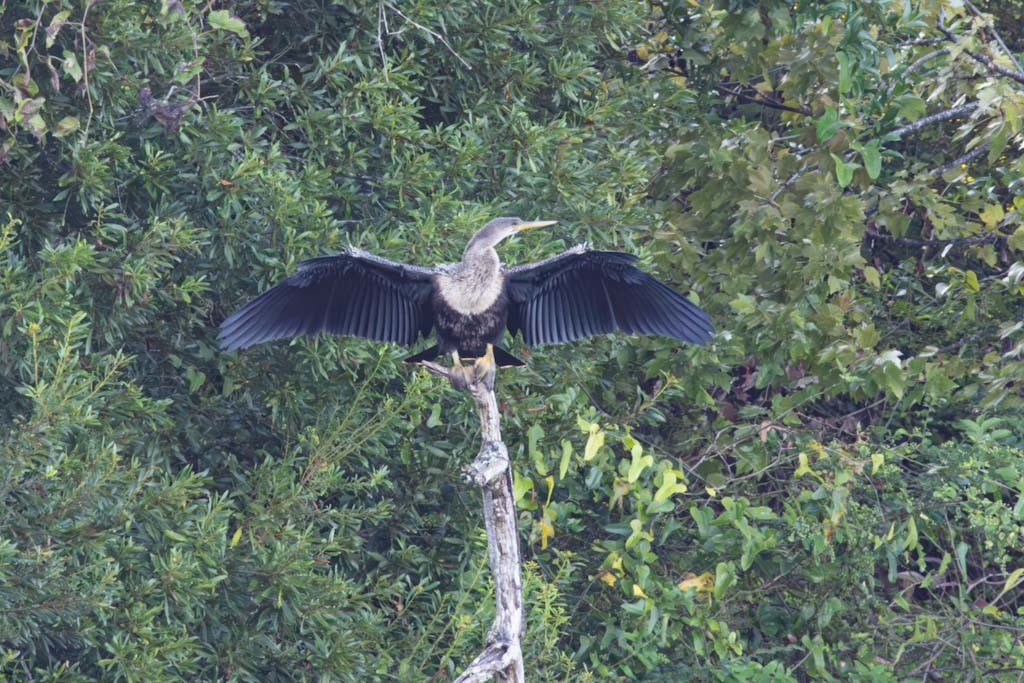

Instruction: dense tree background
[2,0,1023,680]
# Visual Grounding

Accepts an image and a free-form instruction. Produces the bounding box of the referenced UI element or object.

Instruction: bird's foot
[471,345,497,391]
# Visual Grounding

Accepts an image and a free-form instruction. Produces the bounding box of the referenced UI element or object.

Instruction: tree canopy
[2,0,1023,680]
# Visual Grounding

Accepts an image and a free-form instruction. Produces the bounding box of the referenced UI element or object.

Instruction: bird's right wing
[504,245,714,347]
[218,248,436,351]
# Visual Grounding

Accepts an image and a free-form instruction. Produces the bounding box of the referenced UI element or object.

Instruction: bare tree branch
[887,48,949,94]
[890,102,979,139]
[938,20,1024,86]
[933,140,989,176]
[964,0,1023,73]
[421,361,524,683]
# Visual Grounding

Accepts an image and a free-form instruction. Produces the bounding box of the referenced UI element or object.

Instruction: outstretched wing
[504,245,714,347]
[218,247,436,351]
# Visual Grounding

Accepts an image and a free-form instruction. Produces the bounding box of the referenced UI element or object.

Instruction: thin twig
[887,48,949,95]
[938,20,1024,86]
[384,3,472,70]
[376,0,390,81]
[964,0,1023,73]
[81,0,97,141]
[715,83,811,116]
[769,162,810,203]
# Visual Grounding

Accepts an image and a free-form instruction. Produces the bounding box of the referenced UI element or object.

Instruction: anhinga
[218,218,713,380]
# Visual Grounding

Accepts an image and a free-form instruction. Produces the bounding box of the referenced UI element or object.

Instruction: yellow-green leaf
[583,428,605,461]
[53,116,79,138]
[512,473,534,503]
[678,571,714,593]
[558,439,572,479]
[654,470,688,501]
[996,567,1024,601]
[1007,226,1024,252]
[794,452,813,478]
[208,10,250,38]
[863,265,881,288]
[230,526,243,548]
[979,203,1004,229]
[964,270,980,293]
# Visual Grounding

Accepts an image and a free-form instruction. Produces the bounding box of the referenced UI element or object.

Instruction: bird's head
[465,217,557,256]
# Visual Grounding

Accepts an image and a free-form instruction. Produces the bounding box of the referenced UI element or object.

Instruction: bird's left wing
[504,245,714,347]
[218,248,436,351]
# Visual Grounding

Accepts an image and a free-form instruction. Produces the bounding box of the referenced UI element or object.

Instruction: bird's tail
[404,345,440,364]
[403,344,525,368]
[491,346,525,367]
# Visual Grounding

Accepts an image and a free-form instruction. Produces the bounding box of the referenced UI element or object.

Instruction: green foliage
[3,0,1024,680]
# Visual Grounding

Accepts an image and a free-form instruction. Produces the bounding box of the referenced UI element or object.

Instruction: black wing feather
[505,247,713,348]
[218,249,435,351]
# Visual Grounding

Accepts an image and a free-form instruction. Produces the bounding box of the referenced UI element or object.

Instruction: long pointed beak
[516,220,558,231]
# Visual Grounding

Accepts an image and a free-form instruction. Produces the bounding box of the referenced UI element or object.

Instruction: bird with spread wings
[218,218,713,381]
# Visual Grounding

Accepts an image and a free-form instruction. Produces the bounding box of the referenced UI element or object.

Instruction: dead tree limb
[421,361,524,683]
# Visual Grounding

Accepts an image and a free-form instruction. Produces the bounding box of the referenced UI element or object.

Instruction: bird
[217,217,714,381]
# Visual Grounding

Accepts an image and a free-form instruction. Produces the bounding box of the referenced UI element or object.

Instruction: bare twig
[938,20,1024,86]
[964,0,1023,73]
[769,162,810,203]
[421,361,524,682]
[81,0,97,141]
[887,48,949,94]
[376,0,390,81]
[715,83,812,116]
[383,3,472,70]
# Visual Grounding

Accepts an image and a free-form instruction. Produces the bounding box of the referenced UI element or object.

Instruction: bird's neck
[436,246,504,315]
[459,245,500,280]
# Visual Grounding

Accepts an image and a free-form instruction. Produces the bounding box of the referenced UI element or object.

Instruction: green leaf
[997,568,1024,601]
[816,107,840,142]
[863,265,881,288]
[653,471,687,502]
[558,439,572,479]
[837,52,851,94]
[979,203,1004,229]
[626,443,653,483]
[186,367,206,393]
[512,473,534,504]
[53,116,79,138]
[794,452,814,478]
[527,422,544,460]
[713,561,737,600]
[46,11,71,49]
[830,153,857,188]
[1008,226,1024,252]
[860,140,882,179]
[62,50,82,82]
[25,113,47,140]
[426,403,442,428]
[903,515,918,552]
[208,10,249,38]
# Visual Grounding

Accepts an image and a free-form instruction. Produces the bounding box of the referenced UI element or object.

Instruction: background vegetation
[2,0,1023,680]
